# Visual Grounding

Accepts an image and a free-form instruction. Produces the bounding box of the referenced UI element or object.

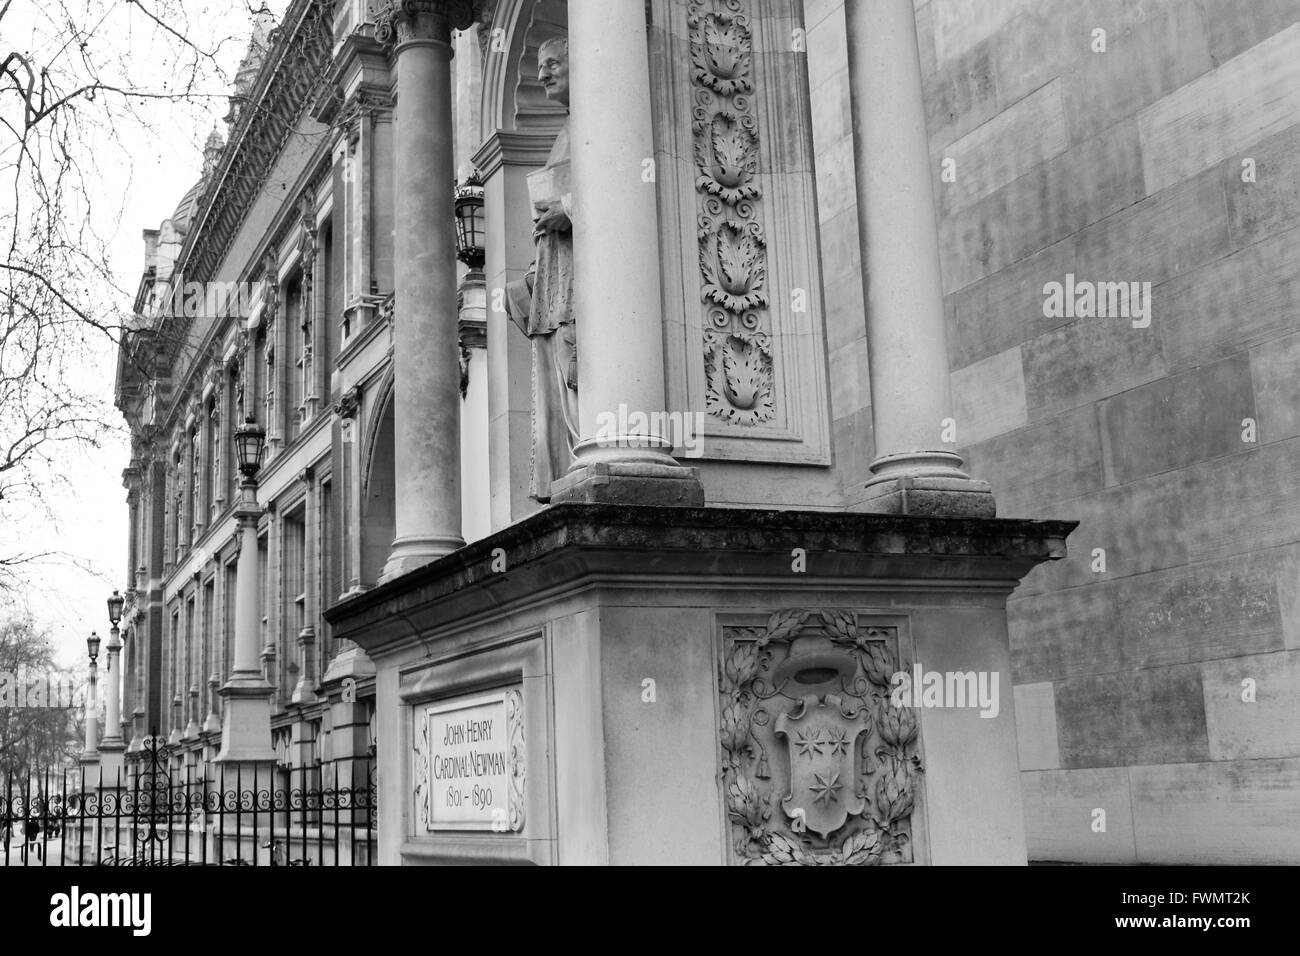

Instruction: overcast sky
[1,1,285,670]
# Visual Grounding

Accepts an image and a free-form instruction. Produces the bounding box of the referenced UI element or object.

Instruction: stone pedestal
[95,743,125,785]
[215,681,277,766]
[327,504,1073,865]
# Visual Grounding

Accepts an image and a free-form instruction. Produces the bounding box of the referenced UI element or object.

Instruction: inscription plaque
[414,688,525,832]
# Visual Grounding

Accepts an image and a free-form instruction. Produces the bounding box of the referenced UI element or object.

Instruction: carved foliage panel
[690,0,775,429]
[656,0,831,465]
[719,609,924,865]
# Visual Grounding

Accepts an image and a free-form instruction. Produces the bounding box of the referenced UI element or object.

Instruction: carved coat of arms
[775,695,869,839]
[719,609,923,866]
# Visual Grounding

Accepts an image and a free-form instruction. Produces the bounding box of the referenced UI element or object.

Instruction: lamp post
[98,591,126,778]
[80,632,100,765]
[216,417,276,768]
[454,171,485,273]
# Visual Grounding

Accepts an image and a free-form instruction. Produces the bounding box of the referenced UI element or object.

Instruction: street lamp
[82,632,100,762]
[100,589,126,762]
[235,416,267,481]
[107,590,124,627]
[454,171,485,271]
[217,415,275,767]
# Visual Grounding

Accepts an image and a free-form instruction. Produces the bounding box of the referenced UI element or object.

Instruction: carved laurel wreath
[720,609,924,866]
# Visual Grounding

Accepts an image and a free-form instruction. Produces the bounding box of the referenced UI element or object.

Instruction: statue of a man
[505,36,576,502]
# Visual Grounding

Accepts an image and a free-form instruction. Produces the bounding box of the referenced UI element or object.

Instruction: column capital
[375,1,476,49]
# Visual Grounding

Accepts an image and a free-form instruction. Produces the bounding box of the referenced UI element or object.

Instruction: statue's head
[538,37,569,107]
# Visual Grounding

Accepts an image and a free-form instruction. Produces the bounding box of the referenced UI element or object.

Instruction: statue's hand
[533,200,571,238]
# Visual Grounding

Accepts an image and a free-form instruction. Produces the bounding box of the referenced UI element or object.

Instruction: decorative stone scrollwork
[414,710,431,828]
[719,609,923,866]
[690,8,753,96]
[689,0,775,427]
[505,688,525,831]
[696,111,759,204]
[374,0,477,46]
[704,330,773,426]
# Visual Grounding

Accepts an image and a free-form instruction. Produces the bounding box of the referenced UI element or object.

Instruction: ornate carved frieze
[180,0,333,287]
[690,0,775,429]
[719,609,923,866]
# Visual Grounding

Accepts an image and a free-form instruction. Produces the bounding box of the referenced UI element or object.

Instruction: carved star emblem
[809,771,842,806]
[794,729,824,759]
[825,728,850,756]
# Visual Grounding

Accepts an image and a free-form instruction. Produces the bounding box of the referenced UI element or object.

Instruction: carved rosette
[689,0,775,427]
[718,609,924,866]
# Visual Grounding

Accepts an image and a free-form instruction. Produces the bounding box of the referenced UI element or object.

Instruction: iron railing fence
[0,734,375,866]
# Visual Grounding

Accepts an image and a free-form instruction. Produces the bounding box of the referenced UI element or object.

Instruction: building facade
[113,0,1300,864]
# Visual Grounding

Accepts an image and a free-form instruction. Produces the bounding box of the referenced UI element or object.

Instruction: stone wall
[808,0,1300,862]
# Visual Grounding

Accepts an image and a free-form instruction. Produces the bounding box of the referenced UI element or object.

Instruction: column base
[215,678,276,764]
[380,534,467,583]
[550,461,705,506]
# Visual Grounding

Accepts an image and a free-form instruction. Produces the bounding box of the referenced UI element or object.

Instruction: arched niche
[359,379,396,586]
[480,0,569,135]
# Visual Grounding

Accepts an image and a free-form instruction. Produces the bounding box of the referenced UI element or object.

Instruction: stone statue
[505,36,576,502]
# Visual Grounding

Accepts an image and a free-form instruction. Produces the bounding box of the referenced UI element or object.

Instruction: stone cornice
[326,505,1078,656]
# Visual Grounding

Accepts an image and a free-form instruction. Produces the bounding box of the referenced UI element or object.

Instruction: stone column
[552,0,702,506]
[845,0,994,517]
[80,659,98,767]
[378,0,474,580]
[98,626,125,777]
[216,480,275,766]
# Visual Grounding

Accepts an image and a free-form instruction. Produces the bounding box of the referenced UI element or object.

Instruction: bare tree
[0,0,260,555]
[0,614,83,777]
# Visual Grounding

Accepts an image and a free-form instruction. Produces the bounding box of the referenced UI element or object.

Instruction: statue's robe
[505,122,577,502]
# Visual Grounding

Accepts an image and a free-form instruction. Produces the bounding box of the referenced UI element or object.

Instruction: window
[184,596,195,705]
[223,560,237,682]
[202,579,214,716]
[264,340,276,449]
[319,478,332,667]
[189,427,200,537]
[285,271,305,438]
[282,506,306,701]
[174,451,186,556]
[169,610,180,731]
[228,365,241,501]
[208,397,222,520]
